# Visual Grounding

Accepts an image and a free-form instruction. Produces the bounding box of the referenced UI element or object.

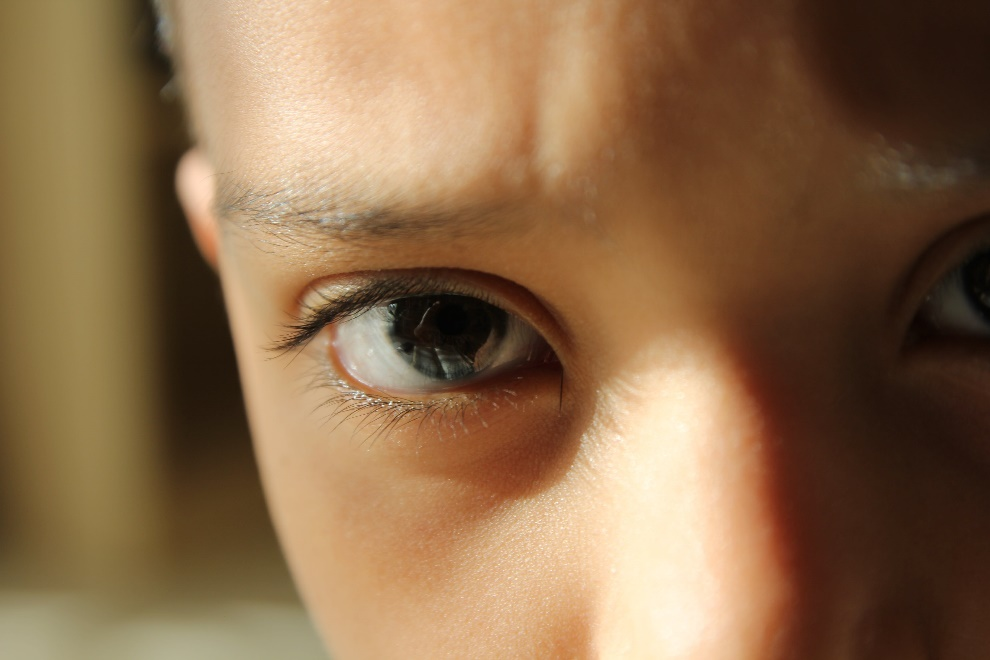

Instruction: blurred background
[0,1,326,657]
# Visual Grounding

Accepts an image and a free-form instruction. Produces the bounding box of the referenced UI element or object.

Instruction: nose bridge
[590,345,805,658]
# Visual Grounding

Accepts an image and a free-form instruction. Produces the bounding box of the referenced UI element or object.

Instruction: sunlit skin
[167,0,990,657]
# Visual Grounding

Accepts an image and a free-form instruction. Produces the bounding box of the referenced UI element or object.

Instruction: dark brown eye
[962,252,990,322]
[387,296,509,381]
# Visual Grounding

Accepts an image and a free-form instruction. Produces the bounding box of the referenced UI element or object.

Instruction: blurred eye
[332,294,554,395]
[915,248,990,338]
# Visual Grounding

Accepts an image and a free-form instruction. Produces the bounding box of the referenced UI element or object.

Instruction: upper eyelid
[269,280,417,355]
[269,273,526,356]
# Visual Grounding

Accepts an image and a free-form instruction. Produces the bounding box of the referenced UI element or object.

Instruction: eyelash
[302,373,492,448]
[271,273,547,446]
[271,276,464,354]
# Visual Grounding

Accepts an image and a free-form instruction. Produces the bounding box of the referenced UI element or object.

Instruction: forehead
[173,0,990,207]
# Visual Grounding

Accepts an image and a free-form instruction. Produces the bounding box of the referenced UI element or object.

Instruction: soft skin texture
[171,0,990,657]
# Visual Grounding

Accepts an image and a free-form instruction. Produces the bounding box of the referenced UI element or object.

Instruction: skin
[169,0,990,657]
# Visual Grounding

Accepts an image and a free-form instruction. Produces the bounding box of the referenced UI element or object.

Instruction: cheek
[241,369,598,657]
[219,260,597,655]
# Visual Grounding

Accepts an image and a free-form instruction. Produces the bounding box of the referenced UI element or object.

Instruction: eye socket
[271,272,567,452]
[914,248,990,339]
[331,293,555,396]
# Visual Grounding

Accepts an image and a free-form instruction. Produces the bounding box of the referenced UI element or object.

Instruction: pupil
[435,303,470,336]
[387,295,507,381]
[963,252,990,321]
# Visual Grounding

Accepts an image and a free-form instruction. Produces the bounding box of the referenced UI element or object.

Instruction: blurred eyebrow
[214,179,516,243]
[867,138,990,192]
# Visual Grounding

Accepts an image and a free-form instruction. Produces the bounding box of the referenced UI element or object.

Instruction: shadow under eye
[311,360,576,497]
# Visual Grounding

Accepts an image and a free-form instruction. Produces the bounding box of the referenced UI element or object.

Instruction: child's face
[172,0,990,656]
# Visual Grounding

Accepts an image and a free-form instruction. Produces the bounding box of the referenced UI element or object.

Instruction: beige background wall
[0,3,327,657]
[0,0,293,601]
[0,0,166,589]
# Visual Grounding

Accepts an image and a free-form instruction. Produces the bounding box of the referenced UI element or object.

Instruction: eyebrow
[214,136,990,243]
[214,176,522,245]
[866,138,990,192]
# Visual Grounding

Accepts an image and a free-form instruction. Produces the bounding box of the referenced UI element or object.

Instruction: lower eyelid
[301,357,565,458]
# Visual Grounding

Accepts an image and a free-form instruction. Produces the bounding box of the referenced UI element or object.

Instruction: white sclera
[331,300,547,395]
